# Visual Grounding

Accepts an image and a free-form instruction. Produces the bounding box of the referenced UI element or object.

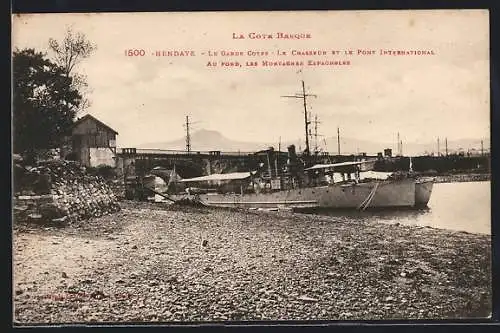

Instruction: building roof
[73,114,118,135]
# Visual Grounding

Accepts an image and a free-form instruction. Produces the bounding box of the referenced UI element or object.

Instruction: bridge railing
[117,148,256,156]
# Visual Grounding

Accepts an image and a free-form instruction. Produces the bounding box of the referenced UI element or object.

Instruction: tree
[48,26,97,113]
[13,48,82,156]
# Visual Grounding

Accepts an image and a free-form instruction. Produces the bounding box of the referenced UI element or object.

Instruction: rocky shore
[13,201,491,323]
[429,173,490,184]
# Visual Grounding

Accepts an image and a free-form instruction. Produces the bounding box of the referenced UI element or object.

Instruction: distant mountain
[138,129,489,156]
[138,129,276,152]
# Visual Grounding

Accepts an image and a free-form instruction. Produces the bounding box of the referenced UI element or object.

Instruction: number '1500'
[125,49,145,56]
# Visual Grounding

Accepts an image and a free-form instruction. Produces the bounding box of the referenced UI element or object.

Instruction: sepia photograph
[11,10,491,324]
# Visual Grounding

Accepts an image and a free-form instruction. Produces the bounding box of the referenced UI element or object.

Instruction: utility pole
[445,137,448,156]
[266,151,272,178]
[185,115,191,153]
[281,80,317,156]
[337,127,341,156]
[481,140,484,156]
[397,132,401,156]
[275,153,279,177]
[184,115,199,153]
[437,137,440,157]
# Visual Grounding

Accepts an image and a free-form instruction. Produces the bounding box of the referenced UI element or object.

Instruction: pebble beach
[13,201,491,323]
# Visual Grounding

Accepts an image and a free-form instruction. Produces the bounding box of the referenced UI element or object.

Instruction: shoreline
[13,201,491,323]
[422,173,490,184]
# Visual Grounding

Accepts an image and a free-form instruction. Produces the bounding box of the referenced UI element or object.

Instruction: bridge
[115,147,491,181]
[116,148,289,179]
[115,147,342,179]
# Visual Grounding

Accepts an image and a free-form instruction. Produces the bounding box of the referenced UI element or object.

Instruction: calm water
[318,181,491,235]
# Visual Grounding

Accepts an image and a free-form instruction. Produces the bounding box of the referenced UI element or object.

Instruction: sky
[12,10,490,148]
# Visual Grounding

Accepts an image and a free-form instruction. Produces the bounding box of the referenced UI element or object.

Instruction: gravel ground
[13,201,491,324]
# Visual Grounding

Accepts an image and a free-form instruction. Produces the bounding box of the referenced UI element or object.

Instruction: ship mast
[281,80,317,156]
[312,114,322,154]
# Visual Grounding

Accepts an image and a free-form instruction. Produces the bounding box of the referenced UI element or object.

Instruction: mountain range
[137,129,489,156]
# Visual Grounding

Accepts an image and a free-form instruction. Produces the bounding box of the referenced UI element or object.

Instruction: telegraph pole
[397,132,400,156]
[185,115,191,153]
[445,137,448,156]
[481,140,484,156]
[337,127,341,156]
[184,115,200,153]
[281,80,317,156]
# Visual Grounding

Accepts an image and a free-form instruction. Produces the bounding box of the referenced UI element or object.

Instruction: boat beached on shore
[169,157,434,210]
[162,80,435,210]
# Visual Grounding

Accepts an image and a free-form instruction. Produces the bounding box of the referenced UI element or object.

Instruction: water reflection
[309,181,491,235]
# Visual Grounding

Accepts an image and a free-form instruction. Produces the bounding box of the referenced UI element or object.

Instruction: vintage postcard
[12,10,491,324]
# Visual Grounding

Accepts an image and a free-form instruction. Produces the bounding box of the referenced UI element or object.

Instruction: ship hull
[415,180,434,207]
[190,178,417,209]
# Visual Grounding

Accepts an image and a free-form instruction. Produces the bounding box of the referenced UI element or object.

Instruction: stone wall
[13,160,120,225]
